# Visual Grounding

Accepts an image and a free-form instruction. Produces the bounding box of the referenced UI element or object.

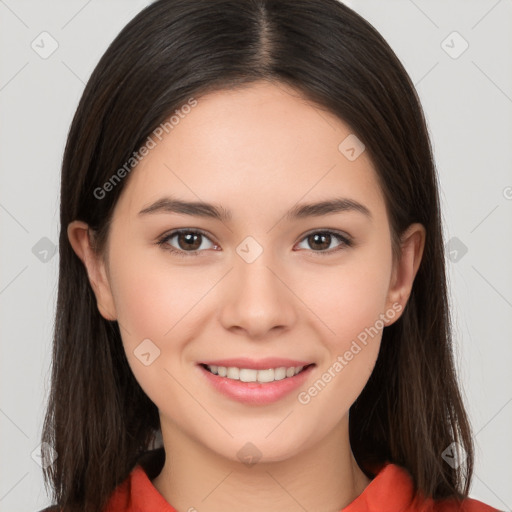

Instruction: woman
[40,0,499,511]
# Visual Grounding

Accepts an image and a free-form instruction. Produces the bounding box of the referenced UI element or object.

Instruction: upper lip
[199,358,314,370]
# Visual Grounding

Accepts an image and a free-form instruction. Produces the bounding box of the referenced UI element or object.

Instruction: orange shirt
[102,455,500,512]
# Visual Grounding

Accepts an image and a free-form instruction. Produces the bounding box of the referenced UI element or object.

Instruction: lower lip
[197,364,315,405]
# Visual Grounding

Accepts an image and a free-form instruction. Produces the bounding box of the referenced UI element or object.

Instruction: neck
[152,415,372,512]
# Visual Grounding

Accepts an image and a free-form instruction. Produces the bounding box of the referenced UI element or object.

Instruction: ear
[385,223,426,323]
[67,220,117,321]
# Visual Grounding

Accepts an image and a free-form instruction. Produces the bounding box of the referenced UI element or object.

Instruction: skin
[68,80,425,512]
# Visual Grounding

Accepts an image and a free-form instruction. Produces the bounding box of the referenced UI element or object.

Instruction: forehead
[113,80,385,224]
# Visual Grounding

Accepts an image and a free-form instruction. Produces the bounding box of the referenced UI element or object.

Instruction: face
[69,80,424,464]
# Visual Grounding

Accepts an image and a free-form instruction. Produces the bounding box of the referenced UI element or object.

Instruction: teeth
[205,364,305,382]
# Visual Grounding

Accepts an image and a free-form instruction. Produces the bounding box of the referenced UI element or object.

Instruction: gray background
[1,0,511,510]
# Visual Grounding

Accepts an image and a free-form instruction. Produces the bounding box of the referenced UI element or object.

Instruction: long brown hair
[41,0,474,510]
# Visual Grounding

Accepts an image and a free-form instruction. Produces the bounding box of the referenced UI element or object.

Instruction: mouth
[197,361,316,405]
[199,363,315,383]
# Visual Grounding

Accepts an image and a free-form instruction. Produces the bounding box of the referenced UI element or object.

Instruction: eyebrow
[138,196,372,222]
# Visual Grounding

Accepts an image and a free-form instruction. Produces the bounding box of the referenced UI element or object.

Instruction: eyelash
[156,228,353,258]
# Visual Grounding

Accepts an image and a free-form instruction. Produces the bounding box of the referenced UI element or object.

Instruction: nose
[218,248,298,339]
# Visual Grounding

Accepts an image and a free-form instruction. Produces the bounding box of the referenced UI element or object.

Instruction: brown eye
[157,229,217,256]
[175,232,202,251]
[307,232,332,251]
[296,230,352,255]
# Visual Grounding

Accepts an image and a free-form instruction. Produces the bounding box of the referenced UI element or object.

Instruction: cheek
[295,254,391,419]
[108,252,207,406]
[294,235,392,412]
[109,246,209,341]
[108,248,222,400]
[304,241,393,351]
[112,268,172,341]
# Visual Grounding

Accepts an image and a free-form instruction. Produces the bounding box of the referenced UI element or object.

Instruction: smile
[202,363,309,383]
[197,361,316,405]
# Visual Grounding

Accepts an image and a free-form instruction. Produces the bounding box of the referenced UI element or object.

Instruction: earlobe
[67,220,117,321]
[385,223,426,320]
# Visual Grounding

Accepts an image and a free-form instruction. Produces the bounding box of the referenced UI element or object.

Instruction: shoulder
[35,450,164,512]
[433,496,503,512]
[364,462,501,512]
